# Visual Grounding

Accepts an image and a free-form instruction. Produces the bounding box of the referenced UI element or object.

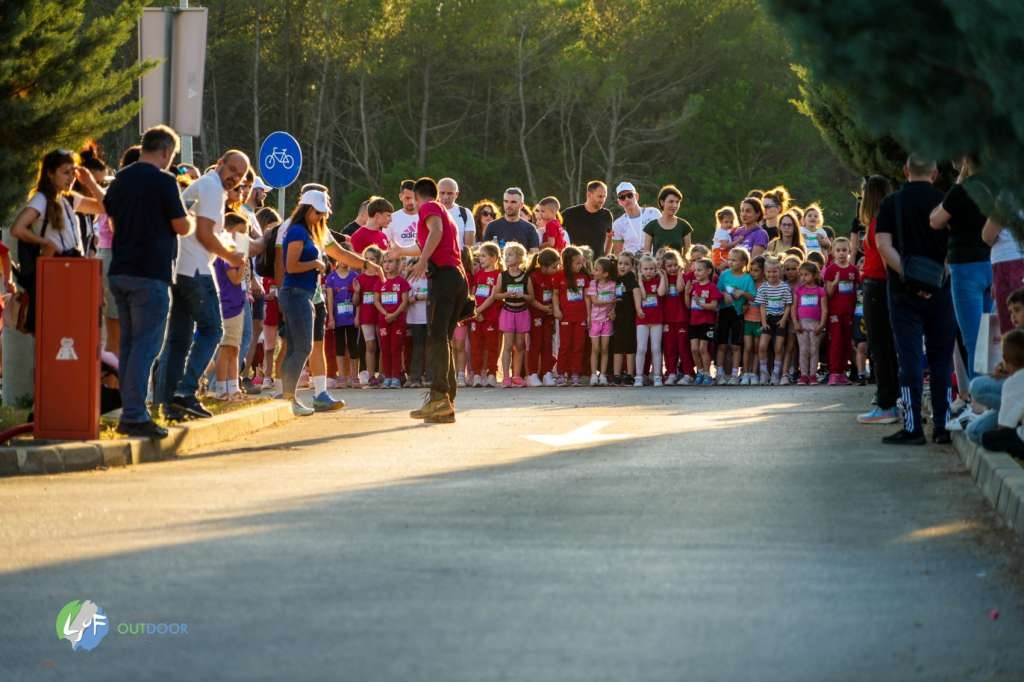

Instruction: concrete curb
[0,400,295,476]
[952,431,1024,538]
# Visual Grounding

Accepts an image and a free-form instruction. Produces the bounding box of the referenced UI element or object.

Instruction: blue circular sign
[258,131,302,189]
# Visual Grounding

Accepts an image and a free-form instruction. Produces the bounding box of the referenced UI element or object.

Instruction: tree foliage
[764,0,1024,230]
[0,0,151,220]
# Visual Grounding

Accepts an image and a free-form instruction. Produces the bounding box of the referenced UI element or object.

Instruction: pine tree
[764,0,1024,232]
[0,0,151,219]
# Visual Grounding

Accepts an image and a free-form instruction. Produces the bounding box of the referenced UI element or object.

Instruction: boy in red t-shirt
[374,254,411,388]
[470,243,503,387]
[685,257,723,385]
[552,247,590,386]
[536,196,566,252]
[823,237,859,386]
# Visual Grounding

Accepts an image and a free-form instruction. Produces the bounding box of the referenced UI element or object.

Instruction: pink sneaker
[827,373,841,386]
[511,376,525,387]
[502,376,512,388]
[797,375,810,386]
[835,374,852,385]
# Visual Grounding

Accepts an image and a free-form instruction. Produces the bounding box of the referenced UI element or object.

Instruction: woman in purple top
[730,196,769,258]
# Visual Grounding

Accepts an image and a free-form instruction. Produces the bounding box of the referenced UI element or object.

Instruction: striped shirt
[754,282,793,317]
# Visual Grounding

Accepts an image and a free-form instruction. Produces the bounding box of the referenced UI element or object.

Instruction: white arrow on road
[524,420,630,448]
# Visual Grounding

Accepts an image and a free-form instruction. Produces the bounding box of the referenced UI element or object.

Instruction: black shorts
[715,307,744,346]
[314,302,327,342]
[252,295,265,322]
[689,323,715,342]
[852,314,867,344]
[610,321,637,354]
[764,313,787,343]
[334,325,360,358]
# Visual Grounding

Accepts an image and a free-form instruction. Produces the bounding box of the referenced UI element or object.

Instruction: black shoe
[981,427,1024,457]
[932,428,952,445]
[171,394,213,419]
[857,374,867,387]
[161,405,189,422]
[116,420,169,439]
[882,429,926,445]
[241,377,262,395]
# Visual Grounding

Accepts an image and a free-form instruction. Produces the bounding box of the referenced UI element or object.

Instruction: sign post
[258,131,303,217]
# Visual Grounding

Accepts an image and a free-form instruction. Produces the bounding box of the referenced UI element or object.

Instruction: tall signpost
[258,132,303,218]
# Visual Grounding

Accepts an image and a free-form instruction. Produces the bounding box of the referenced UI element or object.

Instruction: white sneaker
[326,377,338,390]
[590,373,601,386]
[715,373,727,386]
[633,375,644,387]
[261,376,275,389]
[457,372,466,388]
[771,371,782,386]
[357,370,369,385]
[273,378,284,395]
[680,375,694,385]
[486,374,498,388]
[739,374,750,386]
[599,374,609,386]
[542,372,556,387]
[665,373,678,386]
[527,373,542,387]
[653,375,664,387]
[472,374,483,388]
[945,410,978,432]
[727,375,740,386]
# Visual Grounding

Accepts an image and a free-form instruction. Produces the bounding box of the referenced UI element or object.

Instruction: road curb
[0,400,295,476]
[952,431,1024,538]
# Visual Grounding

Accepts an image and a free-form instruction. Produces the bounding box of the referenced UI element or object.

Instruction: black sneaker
[857,374,867,387]
[116,420,169,439]
[241,377,262,395]
[162,405,189,422]
[882,429,926,445]
[932,428,952,445]
[171,394,213,419]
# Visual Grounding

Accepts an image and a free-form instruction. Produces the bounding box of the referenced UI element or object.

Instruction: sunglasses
[764,202,779,208]
[480,211,494,217]
[617,192,634,200]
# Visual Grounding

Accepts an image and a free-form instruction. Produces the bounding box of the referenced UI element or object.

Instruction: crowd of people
[7,125,1024,449]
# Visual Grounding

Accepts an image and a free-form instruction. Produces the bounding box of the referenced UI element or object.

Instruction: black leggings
[862,278,899,409]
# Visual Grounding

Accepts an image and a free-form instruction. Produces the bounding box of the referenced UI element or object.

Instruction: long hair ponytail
[35,149,77,233]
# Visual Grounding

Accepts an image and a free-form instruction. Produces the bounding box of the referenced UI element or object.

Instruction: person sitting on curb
[979,329,1024,457]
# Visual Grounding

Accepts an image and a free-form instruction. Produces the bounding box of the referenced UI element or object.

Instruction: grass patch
[99,396,275,440]
[0,405,31,432]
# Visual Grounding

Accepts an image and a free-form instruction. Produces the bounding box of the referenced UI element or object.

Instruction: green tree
[1,0,151,219]
[763,0,1024,230]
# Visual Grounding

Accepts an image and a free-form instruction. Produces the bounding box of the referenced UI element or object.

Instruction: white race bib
[800,294,819,307]
[381,291,399,306]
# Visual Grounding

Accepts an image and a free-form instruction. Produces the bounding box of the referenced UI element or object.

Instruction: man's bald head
[218,150,251,190]
[438,177,459,209]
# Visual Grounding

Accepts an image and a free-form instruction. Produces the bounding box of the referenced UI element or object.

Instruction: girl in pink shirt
[791,261,828,385]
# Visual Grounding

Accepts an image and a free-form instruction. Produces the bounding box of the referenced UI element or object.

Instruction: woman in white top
[800,204,832,254]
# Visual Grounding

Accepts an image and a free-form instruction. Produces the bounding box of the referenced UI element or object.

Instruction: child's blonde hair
[688,243,709,260]
[716,205,738,225]
[503,241,527,267]
[728,247,750,269]
[637,254,658,274]
[362,245,383,263]
[479,241,505,271]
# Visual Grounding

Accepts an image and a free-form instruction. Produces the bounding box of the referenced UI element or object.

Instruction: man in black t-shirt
[103,125,193,439]
[482,187,540,251]
[874,156,953,446]
[562,180,613,257]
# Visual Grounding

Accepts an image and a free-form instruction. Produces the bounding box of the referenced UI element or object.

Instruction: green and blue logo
[56,600,109,652]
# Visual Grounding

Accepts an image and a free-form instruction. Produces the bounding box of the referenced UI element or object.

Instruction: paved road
[2,386,1023,681]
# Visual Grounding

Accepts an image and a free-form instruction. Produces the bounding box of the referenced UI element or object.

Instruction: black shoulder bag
[895,192,946,293]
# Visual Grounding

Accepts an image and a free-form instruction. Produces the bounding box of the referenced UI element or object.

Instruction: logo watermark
[56,599,188,652]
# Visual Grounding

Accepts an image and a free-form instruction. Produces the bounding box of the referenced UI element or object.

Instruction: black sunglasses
[617,192,634,200]
[480,211,494,217]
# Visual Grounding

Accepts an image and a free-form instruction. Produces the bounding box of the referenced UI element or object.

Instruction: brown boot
[410,395,454,420]
[423,413,456,424]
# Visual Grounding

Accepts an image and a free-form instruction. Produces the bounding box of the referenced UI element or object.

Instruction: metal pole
[178,0,194,165]
[278,188,285,218]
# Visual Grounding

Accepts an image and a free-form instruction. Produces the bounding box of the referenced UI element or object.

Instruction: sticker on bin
[56,337,78,361]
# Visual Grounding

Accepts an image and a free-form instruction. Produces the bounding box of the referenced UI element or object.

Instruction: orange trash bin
[34,258,102,440]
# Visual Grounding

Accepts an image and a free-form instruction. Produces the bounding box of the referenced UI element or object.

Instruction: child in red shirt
[661,249,694,385]
[536,196,566,252]
[553,246,590,386]
[352,245,383,387]
[686,257,723,385]
[374,254,410,388]
[470,242,503,387]
[823,237,859,386]
[526,248,560,386]
[634,254,667,387]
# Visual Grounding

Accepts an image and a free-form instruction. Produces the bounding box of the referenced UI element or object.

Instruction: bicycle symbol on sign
[263,147,295,170]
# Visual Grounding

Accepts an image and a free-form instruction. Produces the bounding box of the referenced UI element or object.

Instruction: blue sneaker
[857,406,899,424]
[313,391,346,412]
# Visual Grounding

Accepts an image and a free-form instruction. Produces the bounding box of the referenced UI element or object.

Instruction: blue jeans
[888,281,956,434]
[966,375,1005,443]
[278,286,314,397]
[948,261,993,380]
[156,274,223,407]
[108,275,170,423]
[239,297,253,372]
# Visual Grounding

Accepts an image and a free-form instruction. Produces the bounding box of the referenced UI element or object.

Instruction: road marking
[524,420,631,448]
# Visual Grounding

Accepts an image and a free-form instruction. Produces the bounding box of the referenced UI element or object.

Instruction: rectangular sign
[138,7,208,136]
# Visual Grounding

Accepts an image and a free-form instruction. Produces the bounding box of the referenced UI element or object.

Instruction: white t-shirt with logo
[27,192,84,254]
[612,207,660,253]
[177,172,226,277]
[448,204,475,249]
[385,210,419,249]
[801,227,828,254]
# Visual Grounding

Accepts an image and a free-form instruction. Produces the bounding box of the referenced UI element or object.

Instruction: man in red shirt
[389,177,468,422]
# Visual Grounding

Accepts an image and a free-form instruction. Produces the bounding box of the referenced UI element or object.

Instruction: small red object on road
[989,609,1000,620]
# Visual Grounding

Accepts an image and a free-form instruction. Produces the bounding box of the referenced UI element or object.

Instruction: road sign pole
[278,188,285,220]
[178,0,193,165]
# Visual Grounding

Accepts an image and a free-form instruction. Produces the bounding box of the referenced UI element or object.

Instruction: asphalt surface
[2,386,1023,681]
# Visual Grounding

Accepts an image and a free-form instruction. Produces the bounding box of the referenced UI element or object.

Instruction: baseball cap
[615,181,636,196]
[299,189,332,214]
[251,176,272,192]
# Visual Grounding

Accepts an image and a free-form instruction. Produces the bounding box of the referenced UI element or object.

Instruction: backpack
[254,223,280,278]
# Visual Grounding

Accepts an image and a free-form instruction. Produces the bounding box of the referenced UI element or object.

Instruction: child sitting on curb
[979,328,1024,458]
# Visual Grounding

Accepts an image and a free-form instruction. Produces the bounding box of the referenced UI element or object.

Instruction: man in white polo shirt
[385,179,419,249]
[611,181,660,255]
[157,150,249,421]
[438,177,476,248]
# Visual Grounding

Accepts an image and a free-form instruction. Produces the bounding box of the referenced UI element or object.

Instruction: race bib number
[566,289,584,302]
[642,294,658,308]
[475,283,491,298]
[805,234,820,249]
[615,283,625,299]
[542,290,553,303]
[507,283,525,297]
[381,291,399,306]
[598,289,615,303]
[416,285,429,298]
[800,294,819,307]
[725,285,735,295]
[838,281,854,294]
[336,302,354,317]
[691,294,705,310]
[854,304,864,317]
[667,284,679,297]
[767,296,784,314]
[362,292,375,305]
